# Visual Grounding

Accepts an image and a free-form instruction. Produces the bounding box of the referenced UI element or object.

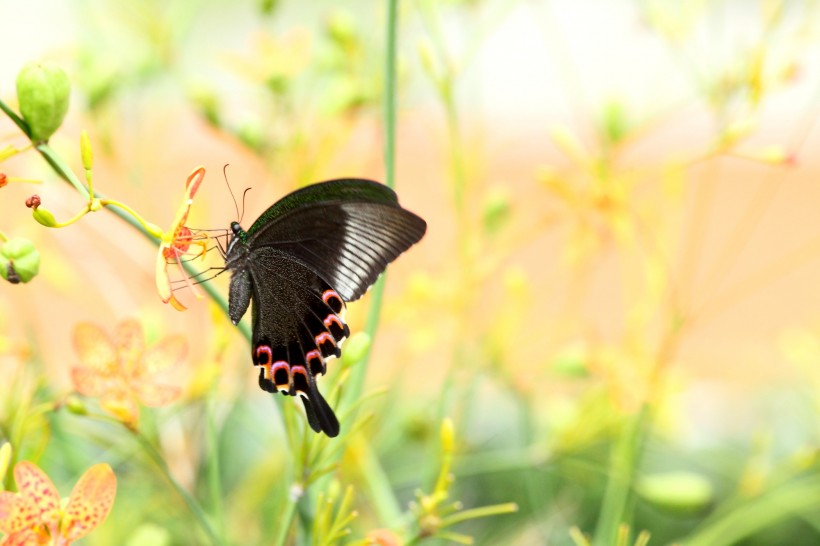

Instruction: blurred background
[2,1,820,545]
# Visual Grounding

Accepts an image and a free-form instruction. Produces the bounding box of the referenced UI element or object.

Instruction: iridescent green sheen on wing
[246,179,399,237]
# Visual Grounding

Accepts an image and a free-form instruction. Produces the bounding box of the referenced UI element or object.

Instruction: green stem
[341,0,398,412]
[206,394,227,543]
[680,475,820,546]
[0,99,30,138]
[353,437,404,526]
[384,0,398,192]
[332,0,403,529]
[272,496,297,546]
[592,405,649,546]
[132,427,224,546]
[438,502,519,527]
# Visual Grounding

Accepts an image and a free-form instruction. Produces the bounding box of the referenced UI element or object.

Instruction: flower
[0,461,116,546]
[70,319,185,425]
[155,166,209,311]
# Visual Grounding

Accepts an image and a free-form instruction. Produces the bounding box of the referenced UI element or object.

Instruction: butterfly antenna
[223,164,241,221]
[239,187,252,224]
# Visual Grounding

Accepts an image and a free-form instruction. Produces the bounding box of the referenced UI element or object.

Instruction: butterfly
[224,179,426,437]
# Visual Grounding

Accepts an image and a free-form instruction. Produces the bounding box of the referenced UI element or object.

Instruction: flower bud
[440,417,455,455]
[636,471,713,513]
[16,61,71,142]
[340,332,371,365]
[32,207,57,227]
[0,442,11,483]
[65,394,88,415]
[80,130,93,170]
[0,237,40,283]
[482,187,510,234]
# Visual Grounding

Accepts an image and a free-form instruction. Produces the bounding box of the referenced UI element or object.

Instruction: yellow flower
[70,319,185,425]
[156,166,209,311]
[0,461,116,545]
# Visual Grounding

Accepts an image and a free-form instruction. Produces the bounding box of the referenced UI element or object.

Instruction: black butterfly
[224,179,426,437]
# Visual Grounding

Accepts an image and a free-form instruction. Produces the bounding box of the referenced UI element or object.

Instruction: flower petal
[141,335,187,375]
[132,381,180,408]
[114,320,144,373]
[13,462,60,529]
[70,367,116,397]
[73,323,116,374]
[0,528,47,546]
[100,390,140,424]
[178,167,205,227]
[0,491,25,534]
[61,464,116,542]
[155,246,177,305]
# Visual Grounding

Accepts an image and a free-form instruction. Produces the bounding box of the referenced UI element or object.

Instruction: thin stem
[272,497,297,546]
[0,99,30,138]
[438,502,519,527]
[131,427,224,546]
[592,406,649,546]
[341,0,398,411]
[206,394,227,543]
[384,0,398,192]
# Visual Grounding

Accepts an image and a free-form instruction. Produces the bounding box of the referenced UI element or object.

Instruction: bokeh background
[3,1,820,545]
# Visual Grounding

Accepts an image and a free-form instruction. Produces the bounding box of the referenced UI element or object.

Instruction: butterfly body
[225,179,426,437]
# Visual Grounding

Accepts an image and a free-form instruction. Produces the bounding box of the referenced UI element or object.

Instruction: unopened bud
[440,417,454,455]
[0,237,40,283]
[65,394,88,415]
[340,332,371,365]
[16,61,71,142]
[80,130,93,170]
[0,442,11,482]
[32,206,57,227]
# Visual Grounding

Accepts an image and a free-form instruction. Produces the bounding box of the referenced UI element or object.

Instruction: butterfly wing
[245,246,349,437]
[246,179,427,301]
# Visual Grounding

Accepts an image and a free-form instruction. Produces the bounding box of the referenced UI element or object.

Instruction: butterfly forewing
[246,179,427,301]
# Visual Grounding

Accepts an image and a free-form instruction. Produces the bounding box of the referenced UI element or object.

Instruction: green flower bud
[0,237,40,283]
[65,394,88,415]
[0,442,11,483]
[636,471,713,513]
[80,130,93,170]
[32,207,57,227]
[326,11,356,50]
[482,187,510,235]
[340,332,371,365]
[16,61,71,142]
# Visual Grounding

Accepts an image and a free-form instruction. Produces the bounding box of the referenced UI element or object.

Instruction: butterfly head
[230,221,248,243]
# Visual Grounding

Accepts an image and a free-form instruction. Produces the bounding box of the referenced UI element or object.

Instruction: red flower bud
[26,195,41,209]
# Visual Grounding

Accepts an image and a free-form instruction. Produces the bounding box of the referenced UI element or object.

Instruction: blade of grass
[592,405,649,546]
[680,475,820,546]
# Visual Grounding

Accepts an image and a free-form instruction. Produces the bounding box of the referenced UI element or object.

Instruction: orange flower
[156,166,209,311]
[0,461,116,546]
[70,319,185,425]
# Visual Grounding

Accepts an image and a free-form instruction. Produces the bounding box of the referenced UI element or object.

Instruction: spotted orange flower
[0,461,116,546]
[70,319,185,425]
[156,166,209,311]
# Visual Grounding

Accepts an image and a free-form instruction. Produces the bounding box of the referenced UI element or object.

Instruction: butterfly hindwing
[243,247,346,437]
